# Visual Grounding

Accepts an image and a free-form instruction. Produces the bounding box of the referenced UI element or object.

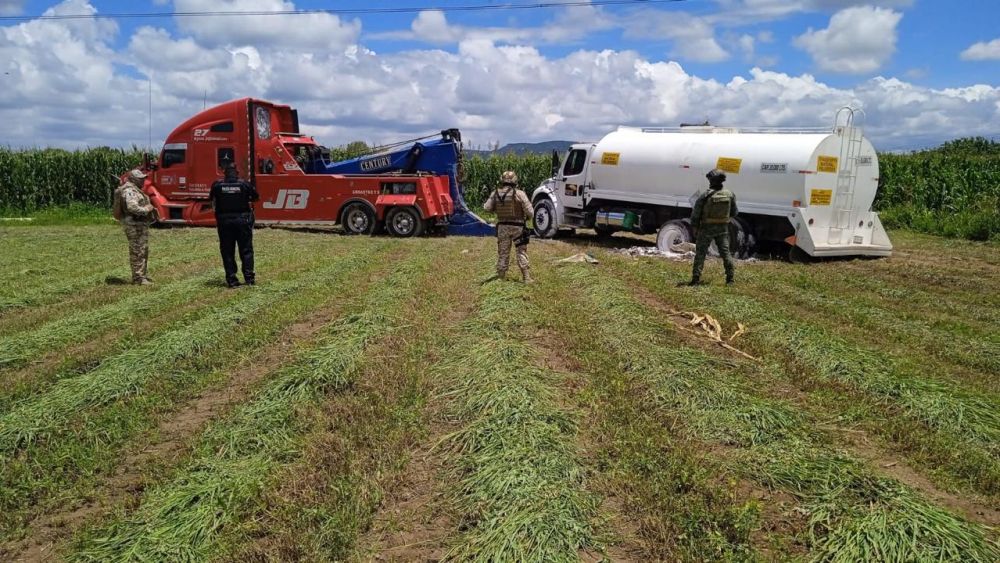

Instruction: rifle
[514,225,531,247]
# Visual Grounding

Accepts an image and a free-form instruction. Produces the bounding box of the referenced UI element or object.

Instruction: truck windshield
[564,149,587,176]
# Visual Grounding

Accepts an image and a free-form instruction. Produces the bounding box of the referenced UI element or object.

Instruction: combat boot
[523,272,535,284]
[725,276,734,286]
[134,278,153,286]
[687,277,703,286]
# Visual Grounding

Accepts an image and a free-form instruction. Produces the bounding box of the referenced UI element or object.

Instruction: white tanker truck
[531,108,892,258]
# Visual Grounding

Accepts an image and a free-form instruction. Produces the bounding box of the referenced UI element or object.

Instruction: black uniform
[209,173,259,287]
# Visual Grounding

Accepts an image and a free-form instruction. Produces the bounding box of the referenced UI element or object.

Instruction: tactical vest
[213,180,253,215]
[114,183,152,223]
[493,187,525,224]
[703,189,734,224]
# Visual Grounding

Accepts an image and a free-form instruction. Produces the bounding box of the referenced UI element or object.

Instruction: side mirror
[551,149,560,176]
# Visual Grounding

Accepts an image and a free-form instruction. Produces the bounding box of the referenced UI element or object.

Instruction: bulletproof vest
[703,188,734,223]
[213,180,253,214]
[493,186,525,223]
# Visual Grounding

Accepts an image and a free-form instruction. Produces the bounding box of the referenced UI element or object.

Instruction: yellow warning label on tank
[810,189,833,206]
[817,156,839,173]
[716,157,742,174]
[601,152,620,165]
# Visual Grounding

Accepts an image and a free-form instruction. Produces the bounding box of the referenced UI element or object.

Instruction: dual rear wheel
[340,202,425,237]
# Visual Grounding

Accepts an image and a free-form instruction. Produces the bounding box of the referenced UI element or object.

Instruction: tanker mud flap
[793,209,893,258]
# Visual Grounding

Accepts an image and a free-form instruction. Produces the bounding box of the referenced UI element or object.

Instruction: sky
[0,0,997,151]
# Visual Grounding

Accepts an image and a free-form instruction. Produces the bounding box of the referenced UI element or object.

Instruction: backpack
[112,186,126,222]
[704,190,733,221]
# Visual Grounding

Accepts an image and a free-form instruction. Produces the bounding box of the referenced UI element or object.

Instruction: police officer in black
[210,163,259,288]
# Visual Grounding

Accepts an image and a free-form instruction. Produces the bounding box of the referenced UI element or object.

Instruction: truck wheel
[656,220,692,253]
[593,224,616,238]
[341,203,376,235]
[386,207,424,237]
[532,199,558,239]
[730,217,756,258]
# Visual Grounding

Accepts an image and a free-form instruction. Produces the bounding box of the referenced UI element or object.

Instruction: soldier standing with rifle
[113,168,156,285]
[484,170,534,283]
[209,163,259,288]
[688,168,738,286]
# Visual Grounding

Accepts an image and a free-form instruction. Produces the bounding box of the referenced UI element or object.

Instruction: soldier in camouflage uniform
[689,169,738,285]
[484,170,534,283]
[113,169,157,285]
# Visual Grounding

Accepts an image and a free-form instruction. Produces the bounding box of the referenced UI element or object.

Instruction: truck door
[557,148,590,210]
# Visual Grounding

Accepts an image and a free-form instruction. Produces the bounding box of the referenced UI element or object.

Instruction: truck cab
[143,98,456,237]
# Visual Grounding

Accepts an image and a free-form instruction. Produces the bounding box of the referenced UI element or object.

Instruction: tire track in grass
[0,241,387,539]
[3,246,397,562]
[67,247,433,562]
[225,238,481,562]
[425,261,599,562]
[519,262,771,560]
[549,260,998,561]
[0,228,221,313]
[617,278,1000,530]
[735,268,999,391]
[606,253,1000,497]
[0,254,220,338]
[0,243,340,410]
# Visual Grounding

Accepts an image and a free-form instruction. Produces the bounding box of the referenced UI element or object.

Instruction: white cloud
[128,27,231,72]
[961,38,1000,61]
[0,2,996,153]
[794,6,902,73]
[625,11,729,63]
[172,0,360,50]
[737,34,755,60]
[376,6,615,47]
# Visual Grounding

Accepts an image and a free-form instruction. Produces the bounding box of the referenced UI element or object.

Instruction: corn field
[0,147,142,212]
[1,138,997,239]
[0,227,997,561]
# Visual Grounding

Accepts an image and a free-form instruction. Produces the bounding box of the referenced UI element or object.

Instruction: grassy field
[0,225,996,562]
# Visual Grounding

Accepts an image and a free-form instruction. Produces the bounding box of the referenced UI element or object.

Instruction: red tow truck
[137,98,492,237]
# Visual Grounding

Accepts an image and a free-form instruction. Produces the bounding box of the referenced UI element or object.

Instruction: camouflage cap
[501,170,518,185]
[128,168,147,181]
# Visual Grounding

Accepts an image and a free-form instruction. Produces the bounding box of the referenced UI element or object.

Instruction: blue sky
[0,0,998,150]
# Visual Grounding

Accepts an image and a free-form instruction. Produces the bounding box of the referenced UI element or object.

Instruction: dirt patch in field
[356,307,478,560]
[839,431,1000,528]
[4,292,359,563]
[358,416,458,562]
[611,271,1000,530]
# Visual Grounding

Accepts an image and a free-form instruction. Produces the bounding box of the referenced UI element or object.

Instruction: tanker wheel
[532,199,558,239]
[788,245,811,264]
[386,207,425,238]
[341,203,375,235]
[593,224,615,239]
[729,217,757,259]
[656,220,692,252]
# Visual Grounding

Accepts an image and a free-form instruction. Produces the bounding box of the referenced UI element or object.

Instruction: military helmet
[706,168,726,184]
[501,170,518,185]
[128,168,147,182]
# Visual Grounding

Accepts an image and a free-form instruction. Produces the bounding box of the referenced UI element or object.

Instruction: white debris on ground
[556,253,600,264]
[612,244,758,262]
[612,245,695,261]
